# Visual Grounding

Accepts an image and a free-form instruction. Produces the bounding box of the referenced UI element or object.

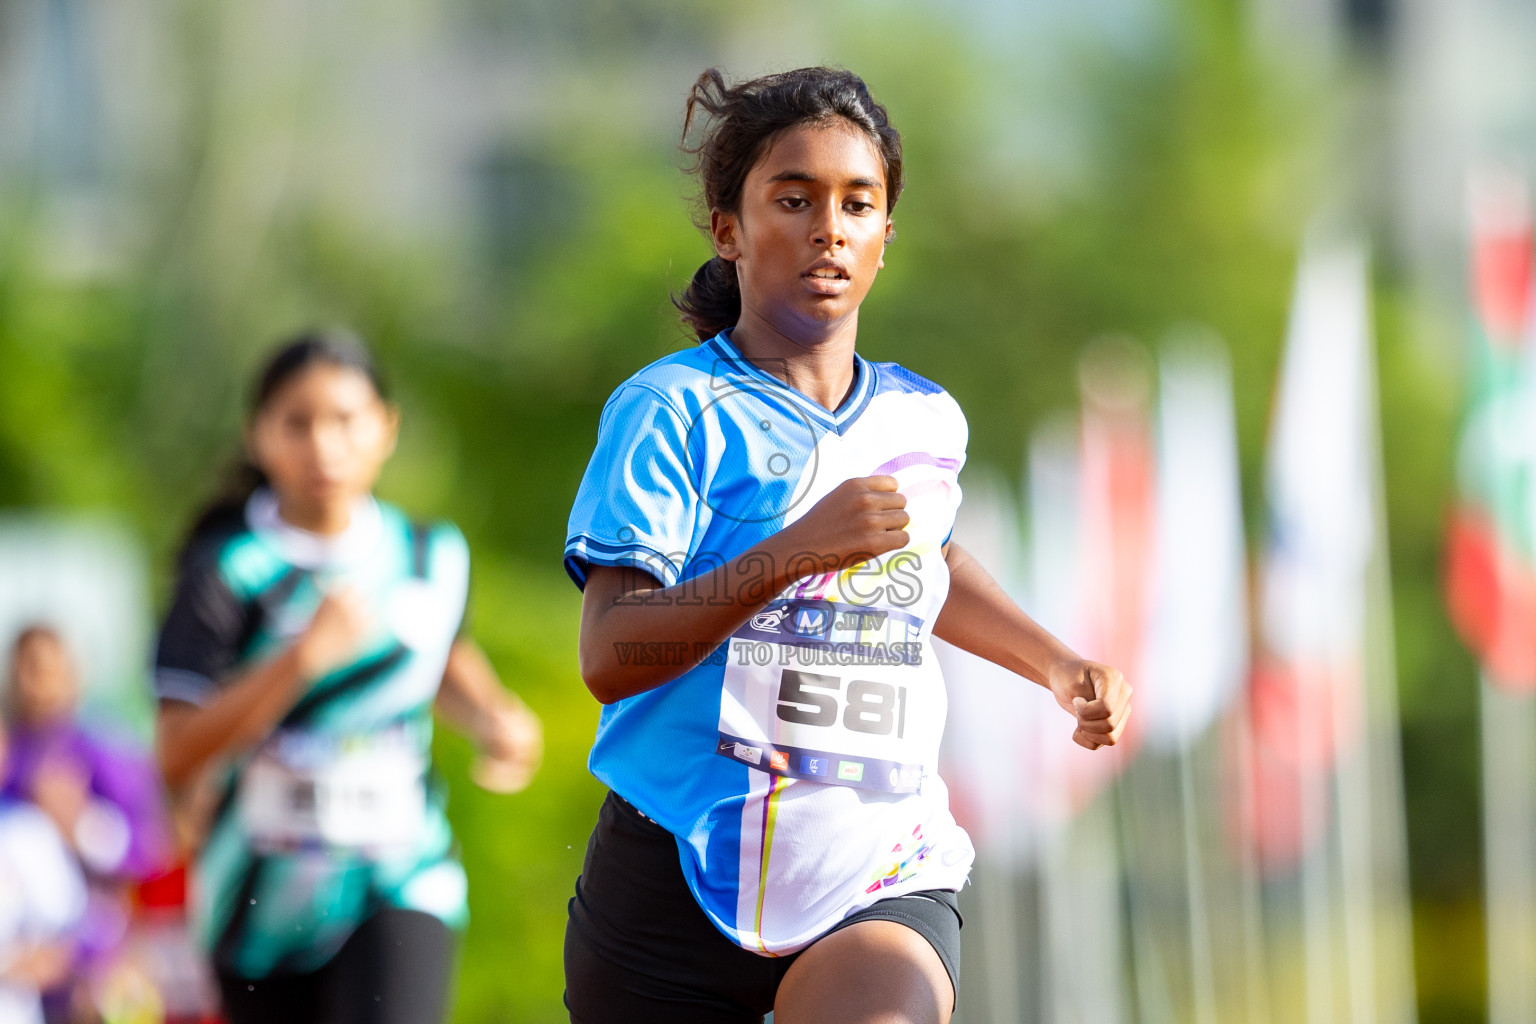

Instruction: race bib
[715,597,937,794]
[237,728,427,853]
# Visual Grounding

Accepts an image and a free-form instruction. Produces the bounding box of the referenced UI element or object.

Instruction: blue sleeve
[564,383,701,590]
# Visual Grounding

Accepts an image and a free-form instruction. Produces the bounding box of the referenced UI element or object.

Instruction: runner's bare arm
[579,476,910,704]
[0,943,72,989]
[156,588,369,787]
[434,639,543,793]
[933,541,1131,750]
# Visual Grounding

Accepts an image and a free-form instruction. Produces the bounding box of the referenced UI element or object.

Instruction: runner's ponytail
[676,255,742,342]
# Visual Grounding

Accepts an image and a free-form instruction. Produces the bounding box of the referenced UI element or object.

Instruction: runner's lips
[803,258,850,280]
[803,258,851,294]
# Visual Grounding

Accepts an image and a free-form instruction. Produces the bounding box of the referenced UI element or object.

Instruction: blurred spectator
[0,718,87,1024]
[3,627,173,1023]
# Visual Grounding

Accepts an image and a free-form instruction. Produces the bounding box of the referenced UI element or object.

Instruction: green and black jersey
[155,490,470,978]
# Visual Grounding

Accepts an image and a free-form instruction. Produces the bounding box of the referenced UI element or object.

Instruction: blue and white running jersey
[565,329,975,956]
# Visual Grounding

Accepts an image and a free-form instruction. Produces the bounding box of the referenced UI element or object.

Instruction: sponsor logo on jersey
[733,743,762,765]
[768,751,789,771]
[837,760,864,782]
[750,606,791,632]
[792,606,832,638]
[800,755,829,777]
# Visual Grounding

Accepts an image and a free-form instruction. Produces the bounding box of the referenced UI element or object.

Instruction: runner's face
[713,120,892,340]
[248,364,397,512]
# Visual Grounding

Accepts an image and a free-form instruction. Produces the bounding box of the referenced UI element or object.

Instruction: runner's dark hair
[178,329,389,565]
[673,67,903,341]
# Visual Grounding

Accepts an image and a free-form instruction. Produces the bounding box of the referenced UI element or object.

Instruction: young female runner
[154,332,542,1024]
[562,68,1131,1024]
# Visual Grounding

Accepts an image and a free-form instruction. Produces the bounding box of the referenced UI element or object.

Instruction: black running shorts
[217,908,454,1024]
[564,790,962,1023]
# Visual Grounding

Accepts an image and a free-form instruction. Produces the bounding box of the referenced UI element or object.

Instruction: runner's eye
[778,196,810,210]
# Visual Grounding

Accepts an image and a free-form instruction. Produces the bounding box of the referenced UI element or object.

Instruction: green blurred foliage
[0,0,1481,1019]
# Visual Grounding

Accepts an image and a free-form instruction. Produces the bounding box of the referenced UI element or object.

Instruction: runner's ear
[711,209,743,261]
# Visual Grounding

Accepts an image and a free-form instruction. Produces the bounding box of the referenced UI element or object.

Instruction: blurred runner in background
[153,331,542,1024]
[0,718,87,1024]
[4,625,173,1023]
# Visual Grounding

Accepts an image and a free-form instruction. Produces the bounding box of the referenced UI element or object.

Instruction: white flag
[1139,335,1250,750]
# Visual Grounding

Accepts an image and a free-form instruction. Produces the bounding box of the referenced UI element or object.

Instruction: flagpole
[1233,688,1274,1024]
[1480,674,1536,1024]
[1362,273,1419,1024]
[1299,664,1336,1024]
[1361,546,1418,1024]
[1119,767,1176,1024]
[1178,737,1218,1024]
[1331,241,1382,1024]
[1331,659,1379,1024]
[973,856,1022,1024]
[1041,820,1074,1024]
[1088,781,1131,1024]
[1043,800,1131,1024]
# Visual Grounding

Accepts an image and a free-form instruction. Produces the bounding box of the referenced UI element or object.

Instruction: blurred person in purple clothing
[0,716,86,1024]
[3,626,172,1022]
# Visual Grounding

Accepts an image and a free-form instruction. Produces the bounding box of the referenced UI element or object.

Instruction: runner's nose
[810,200,846,250]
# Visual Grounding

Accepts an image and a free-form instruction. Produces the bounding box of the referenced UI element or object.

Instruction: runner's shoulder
[377,500,465,545]
[177,515,276,600]
[600,344,745,425]
[869,360,967,431]
[869,360,948,397]
[376,501,470,577]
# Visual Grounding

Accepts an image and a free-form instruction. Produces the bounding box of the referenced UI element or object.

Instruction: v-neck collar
[703,329,878,436]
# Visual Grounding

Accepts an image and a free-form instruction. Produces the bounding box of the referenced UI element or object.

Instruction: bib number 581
[776,669,908,739]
